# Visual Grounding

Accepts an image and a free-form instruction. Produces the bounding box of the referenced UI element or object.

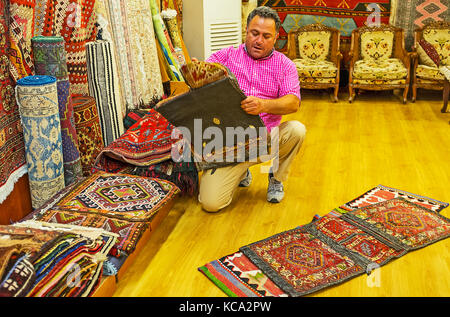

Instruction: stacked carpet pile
[0,221,116,297]
[199,185,450,297]
[31,35,83,186]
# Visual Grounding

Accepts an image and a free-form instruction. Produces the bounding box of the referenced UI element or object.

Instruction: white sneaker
[267,173,284,203]
[238,169,252,187]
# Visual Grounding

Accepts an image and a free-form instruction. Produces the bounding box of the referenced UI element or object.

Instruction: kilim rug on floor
[199,187,449,297]
[257,0,391,54]
[32,35,83,186]
[85,40,125,146]
[15,75,65,209]
[0,0,27,203]
[72,96,105,176]
[34,0,97,96]
[390,0,450,51]
[54,172,180,222]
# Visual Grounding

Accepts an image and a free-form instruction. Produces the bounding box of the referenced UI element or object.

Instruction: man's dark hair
[247,6,281,33]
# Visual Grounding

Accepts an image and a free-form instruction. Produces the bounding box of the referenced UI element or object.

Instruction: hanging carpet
[0,0,27,204]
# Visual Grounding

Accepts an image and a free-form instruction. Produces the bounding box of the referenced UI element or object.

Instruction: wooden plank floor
[113,88,450,297]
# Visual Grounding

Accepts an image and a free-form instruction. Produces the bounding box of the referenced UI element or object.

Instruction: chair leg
[412,84,417,103]
[349,85,354,103]
[403,86,409,104]
[333,85,339,102]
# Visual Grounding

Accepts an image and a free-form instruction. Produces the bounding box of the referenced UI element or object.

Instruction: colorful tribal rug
[34,0,97,96]
[8,0,36,82]
[199,187,449,297]
[93,108,174,169]
[72,96,105,176]
[55,172,180,222]
[0,0,27,204]
[390,0,450,51]
[85,40,125,146]
[257,0,391,53]
[37,208,149,257]
[15,75,65,209]
[32,35,83,186]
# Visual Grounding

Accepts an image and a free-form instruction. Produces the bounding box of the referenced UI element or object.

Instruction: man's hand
[241,96,266,115]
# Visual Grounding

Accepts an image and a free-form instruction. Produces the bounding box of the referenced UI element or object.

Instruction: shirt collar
[242,44,275,61]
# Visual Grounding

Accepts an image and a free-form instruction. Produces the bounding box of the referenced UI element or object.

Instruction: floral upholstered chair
[286,24,342,102]
[411,21,450,108]
[348,24,411,103]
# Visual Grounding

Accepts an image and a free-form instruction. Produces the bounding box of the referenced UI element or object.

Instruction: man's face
[245,15,278,59]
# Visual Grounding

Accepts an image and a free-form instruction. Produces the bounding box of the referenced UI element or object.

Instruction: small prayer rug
[239,227,365,297]
[337,184,449,214]
[32,35,83,186]
[341,198,450,250]
[56,172,180,222]
[15,75,65,209]
[72,96,105,176]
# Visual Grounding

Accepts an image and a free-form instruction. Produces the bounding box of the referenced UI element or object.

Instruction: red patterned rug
[257,0,390,53]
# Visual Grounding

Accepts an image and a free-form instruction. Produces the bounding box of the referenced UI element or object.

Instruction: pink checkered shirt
[207,44,300,132]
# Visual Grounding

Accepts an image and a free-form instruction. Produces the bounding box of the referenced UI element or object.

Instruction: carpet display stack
[15,75,65,209]
[31,36,83,186]
[199,185,450,297]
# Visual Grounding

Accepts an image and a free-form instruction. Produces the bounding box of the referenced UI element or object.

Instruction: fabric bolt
[85,40,124,147]
[161,9,186,66]
[149,0,184,82]
[207,44,300,133]
[55,172,180,222]
[72,96,104,176]
[34,0,97,96]
[0,0,27,204]
[390,0,450,51]
[32,35,83,186]
[15,75,65,209]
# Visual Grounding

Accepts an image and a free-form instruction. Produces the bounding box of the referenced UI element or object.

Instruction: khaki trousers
[198,120,306,212]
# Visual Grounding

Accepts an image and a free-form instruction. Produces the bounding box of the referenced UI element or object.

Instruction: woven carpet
[15,75,65,209]
[32,35,83,186]
[34,0,97,96]
[54,172,180,222]
[390,0,450,51]
[199,187,449,297]
[257,0,391,53]
[0,0,27,204]
[85,40,125,146]
[103,0,165,110]
[8,0,36,82]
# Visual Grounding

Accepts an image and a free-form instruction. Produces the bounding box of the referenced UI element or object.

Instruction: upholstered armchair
[286,24,342,102]
[348,24,411,103]
[411,21,450,108]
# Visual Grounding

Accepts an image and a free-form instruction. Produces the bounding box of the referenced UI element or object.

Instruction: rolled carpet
[32,35,83,186]
[15,75,65,209]
[85,40,125,146]
[72,96,105,176]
